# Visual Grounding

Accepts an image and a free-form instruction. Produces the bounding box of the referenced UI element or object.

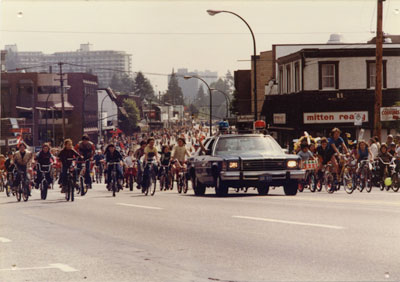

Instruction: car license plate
[260,175,272,182]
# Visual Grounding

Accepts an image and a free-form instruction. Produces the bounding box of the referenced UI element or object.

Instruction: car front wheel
[284,180,298,196]
[257,185,269,196]
[193,175,206,196]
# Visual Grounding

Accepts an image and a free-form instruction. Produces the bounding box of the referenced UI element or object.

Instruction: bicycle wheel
[365,169,373,193]
[0,179,4,192]
[70,179,74,202]
[112,181,116,197]
[392,172,400,192]
[297,182,304,192]
[80,177,87,196]
[177,175,183,194]
[16,186,21,202]
[150,174,156,196]
[129,175,133,191]
[22,185,29,202]
[325,173,334,194]
[183,176,189,194]
[65,185,70,201]
[41,181,48,200]
[5,182,11,197]
[309,173,316,192]
[343,171,354,194]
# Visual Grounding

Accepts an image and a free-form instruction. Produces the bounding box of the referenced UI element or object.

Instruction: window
[294,62,300,92]
[286,65,291,93]
[366,60,387,89]
[318,61,339,90]
[279,67,284,94]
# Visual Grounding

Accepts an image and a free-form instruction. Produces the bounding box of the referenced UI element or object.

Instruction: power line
[0,29,372,36]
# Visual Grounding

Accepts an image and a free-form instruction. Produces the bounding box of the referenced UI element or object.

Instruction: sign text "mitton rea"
[303,112,368,124]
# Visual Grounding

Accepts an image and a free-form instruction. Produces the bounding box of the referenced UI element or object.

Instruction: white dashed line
[233,215,345,230]
[116,203,163,210]
[0,263,78,272]
[0,237,11,243]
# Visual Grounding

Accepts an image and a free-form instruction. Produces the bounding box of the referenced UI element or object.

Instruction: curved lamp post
[184,75,212,136]
[207,9,257,121]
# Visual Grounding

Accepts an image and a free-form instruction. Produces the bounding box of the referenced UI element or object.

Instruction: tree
[210,77,233,119]
[163,72,184,105]
[120,98,140,134]
[133,72,155,100]
[109,73,134,94]
[194,85,207,107]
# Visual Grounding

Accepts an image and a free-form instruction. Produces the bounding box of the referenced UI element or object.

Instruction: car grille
[242,159,286,171]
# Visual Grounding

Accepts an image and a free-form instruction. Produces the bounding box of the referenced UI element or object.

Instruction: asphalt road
[1,183,399,282]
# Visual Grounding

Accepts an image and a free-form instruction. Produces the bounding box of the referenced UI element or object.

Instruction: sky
[1,0,400,91]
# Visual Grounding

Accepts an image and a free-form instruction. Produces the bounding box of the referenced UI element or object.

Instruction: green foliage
[120,98,140,134]
[163,72,184,105]
[194,85,207,107]
[209,74,233,119]
[109,73,134,94]
[133,72,155,100]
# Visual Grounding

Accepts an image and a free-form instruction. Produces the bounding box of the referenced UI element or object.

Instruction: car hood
[216,152,299,161]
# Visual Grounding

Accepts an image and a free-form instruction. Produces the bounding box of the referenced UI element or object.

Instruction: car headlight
[228,161,239,170]
[287,160,298,168]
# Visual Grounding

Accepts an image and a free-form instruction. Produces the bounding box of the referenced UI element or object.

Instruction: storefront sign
[303,111,368,124]
[237,115,254,122]
[8,138,18,146]
[273,113,286,124]
[380,107,400,121]
[0,140,5,146]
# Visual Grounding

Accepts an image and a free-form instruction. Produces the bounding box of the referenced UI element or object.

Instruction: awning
[53,102,74,110]
[268,126,295,131]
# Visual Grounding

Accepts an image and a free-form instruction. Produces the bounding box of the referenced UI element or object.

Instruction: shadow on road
[183,193,285,198]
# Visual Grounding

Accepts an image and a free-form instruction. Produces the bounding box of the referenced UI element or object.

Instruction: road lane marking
[233,215,345,230]
[0,237,11,243]
[0,263,78,272]
[116,203,163,210]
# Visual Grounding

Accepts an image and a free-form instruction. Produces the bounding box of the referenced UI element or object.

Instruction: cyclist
[141,138,159,191]
[171,137,190,181]
[104,144,123,191]
[158,145,172,180]
[75,134,96,189]
[58,139,81,193]
[326,128,349,182]
[12,143,33,195]
[355,140,371,162]
[34,143,54,190]
[297,143,315,168]
[377,143,393,180]
[93,150,104,182]
[134,140,147,189]
[123,150,135,188]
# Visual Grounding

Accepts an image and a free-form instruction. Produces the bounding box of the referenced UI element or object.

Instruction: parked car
[187,134,305,197]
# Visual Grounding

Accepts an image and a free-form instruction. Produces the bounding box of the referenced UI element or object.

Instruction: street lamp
[207,9,258,121]
[184,75,213,136]
[211,88,231,118]
[100,94,110,142]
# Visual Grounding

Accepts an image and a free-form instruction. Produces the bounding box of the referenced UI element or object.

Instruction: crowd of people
[1,124,399,197]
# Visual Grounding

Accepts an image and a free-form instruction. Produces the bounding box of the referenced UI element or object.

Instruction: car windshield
[214,136,284,155]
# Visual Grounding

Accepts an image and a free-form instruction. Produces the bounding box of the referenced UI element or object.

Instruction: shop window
[279,66,284,94]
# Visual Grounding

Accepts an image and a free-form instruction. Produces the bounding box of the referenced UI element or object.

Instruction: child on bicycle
[158,145,172,179]
[297,143,315,168]
[104,144,124,190]
[377,143,393,179]
[58,139,81,193]
[34,143,54,189]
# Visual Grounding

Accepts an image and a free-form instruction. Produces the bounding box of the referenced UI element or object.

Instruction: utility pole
[58,62,66,140]
[374,0,384,139]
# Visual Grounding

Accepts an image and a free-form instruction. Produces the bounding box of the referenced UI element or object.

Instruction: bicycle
[323,163,336,194]
[141,159,157,196]
[0,170,5,193]
[36,163,53,200]
[336,154,355,194]
[76,161,89,196]
[94,163,103,184]
[378,157,398,192]
[65,158,77,202]
[125,163,137,191]
[4,168,15,197]
[159,163,172,191]
[14,169,30,202]
[107,162,121,197]
[176,163,188,194]
[298,159,318,193]
[355,160,373,193]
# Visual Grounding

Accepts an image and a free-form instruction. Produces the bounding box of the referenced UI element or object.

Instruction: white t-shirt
[124,156,134,167]
[370,143,379,160]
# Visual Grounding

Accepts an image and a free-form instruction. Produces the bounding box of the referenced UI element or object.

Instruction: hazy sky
[1,0,400,91]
